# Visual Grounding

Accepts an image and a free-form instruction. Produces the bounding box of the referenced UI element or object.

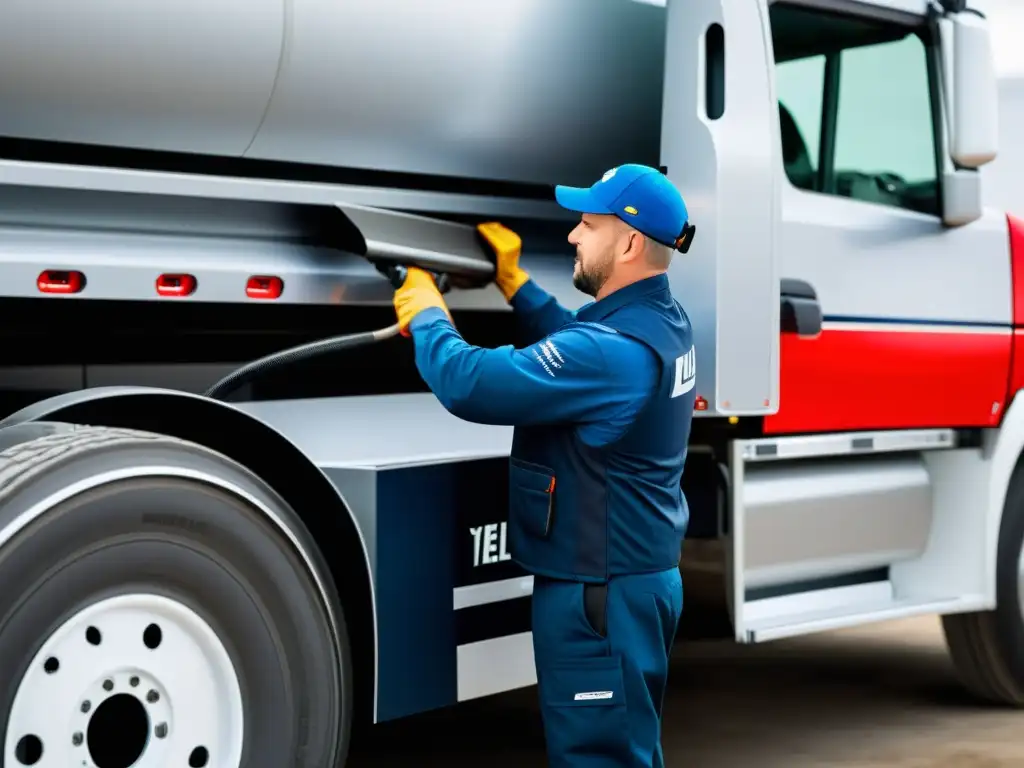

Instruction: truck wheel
[0,425,351,768]
[943,462,1024,706]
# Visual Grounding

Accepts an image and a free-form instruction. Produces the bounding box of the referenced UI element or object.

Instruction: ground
[348,616,1024,767]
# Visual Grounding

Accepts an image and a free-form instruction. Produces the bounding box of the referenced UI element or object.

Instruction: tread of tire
[0,425,198,498]
[0,422,351,767]
[942,612,1014,704]
[942,455,1024,708]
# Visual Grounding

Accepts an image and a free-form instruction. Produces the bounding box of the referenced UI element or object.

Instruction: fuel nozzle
[375,262,452,294]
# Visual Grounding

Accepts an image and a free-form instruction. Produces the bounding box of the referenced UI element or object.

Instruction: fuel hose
[203,264,450,402]
[204,204,494,402]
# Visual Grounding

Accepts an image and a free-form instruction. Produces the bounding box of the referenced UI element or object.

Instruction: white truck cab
[656,0,1001,419]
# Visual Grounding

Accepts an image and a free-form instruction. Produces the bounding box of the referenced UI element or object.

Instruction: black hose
[204,323,401,401]
[204,262,448,402]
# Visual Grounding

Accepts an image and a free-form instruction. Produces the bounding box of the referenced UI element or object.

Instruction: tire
[943,461,1024,706]
[0,425,351,768]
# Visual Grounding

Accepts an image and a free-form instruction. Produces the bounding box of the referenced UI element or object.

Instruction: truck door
[763,0,1013,436]
[660,0,783,417]
[721,0,1013,646]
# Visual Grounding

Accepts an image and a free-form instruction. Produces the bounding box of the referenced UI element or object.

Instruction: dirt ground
[348,615,1024,767]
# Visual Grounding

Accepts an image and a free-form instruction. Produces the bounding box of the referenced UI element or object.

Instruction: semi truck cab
[655,0,1000,422]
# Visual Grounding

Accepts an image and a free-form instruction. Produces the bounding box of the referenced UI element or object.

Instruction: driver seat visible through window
[779,102,816,191]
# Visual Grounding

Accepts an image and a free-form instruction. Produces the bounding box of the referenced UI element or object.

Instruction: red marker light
[37,270,86,294]
[694,396,708,411]
[156,274,197,297]
[246,276,284,300]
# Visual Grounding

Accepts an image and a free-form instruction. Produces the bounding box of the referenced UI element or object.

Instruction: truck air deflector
[331,203,496,281]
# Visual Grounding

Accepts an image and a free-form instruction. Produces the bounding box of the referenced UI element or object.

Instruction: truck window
[776,55,825,192]
[770,4,941,217]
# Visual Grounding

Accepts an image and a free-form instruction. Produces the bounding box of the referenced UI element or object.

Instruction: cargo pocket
[538,655,631,764]
[508,458,556,540]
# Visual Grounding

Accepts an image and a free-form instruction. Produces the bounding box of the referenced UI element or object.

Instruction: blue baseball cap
[554,163,695,253]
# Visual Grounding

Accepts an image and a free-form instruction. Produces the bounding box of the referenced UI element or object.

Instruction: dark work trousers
[531,567,683,767]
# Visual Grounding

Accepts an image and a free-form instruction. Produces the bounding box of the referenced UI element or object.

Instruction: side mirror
[937,8,998,226]
[941,168,983,227]
[944,9,998,169]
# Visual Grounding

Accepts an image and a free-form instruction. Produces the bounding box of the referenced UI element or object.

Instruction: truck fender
[0,419,83,453]
[0,385,380,721]
[985,387,1024,603]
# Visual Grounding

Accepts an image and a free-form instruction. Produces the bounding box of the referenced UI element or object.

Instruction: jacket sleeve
[508,279,579,345]
[407,307,655,431]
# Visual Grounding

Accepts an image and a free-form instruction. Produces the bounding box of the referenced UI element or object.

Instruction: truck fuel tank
[0,0,666,188]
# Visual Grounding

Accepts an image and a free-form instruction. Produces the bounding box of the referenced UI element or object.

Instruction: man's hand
[393,267,452,336]
[478,222,530,301]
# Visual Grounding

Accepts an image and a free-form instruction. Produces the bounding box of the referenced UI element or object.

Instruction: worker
[392,163,696,767]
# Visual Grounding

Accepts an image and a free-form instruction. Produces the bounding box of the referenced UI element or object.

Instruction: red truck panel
[764,215,1024,435]
[763,324,1011,434]
[1005,213,1024,399]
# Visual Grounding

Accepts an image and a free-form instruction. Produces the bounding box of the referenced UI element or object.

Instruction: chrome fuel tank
[0,0,666,187]
[0,0,285,158]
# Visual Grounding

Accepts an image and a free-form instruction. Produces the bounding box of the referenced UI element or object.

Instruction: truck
[0,0,1019,765]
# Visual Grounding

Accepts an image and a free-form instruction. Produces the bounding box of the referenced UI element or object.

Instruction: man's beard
[572,253,611,297]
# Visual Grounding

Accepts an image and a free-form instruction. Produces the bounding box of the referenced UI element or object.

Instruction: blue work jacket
[408,272,696,581]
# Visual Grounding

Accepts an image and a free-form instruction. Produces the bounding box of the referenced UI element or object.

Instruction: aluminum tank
[0,0,667,187]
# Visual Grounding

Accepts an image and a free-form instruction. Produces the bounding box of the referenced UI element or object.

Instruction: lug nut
[146,690,159,704]
[80,700,91,713]
[155,723,168,739]
[103,679,113,692]
[72,732,83,747]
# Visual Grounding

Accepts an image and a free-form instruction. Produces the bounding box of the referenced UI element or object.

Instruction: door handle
[780,278,822,337]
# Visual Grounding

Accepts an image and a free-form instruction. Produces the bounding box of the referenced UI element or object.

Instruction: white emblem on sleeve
[532,339,564,378]
[532,350,555,377]
[671,345,696,398]
[540,341,563,369]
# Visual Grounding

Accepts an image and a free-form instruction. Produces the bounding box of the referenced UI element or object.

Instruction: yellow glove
[393,267,452,336]
[478,222,529,301]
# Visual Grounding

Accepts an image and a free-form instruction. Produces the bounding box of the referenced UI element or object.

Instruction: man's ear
[621,229,645,262]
